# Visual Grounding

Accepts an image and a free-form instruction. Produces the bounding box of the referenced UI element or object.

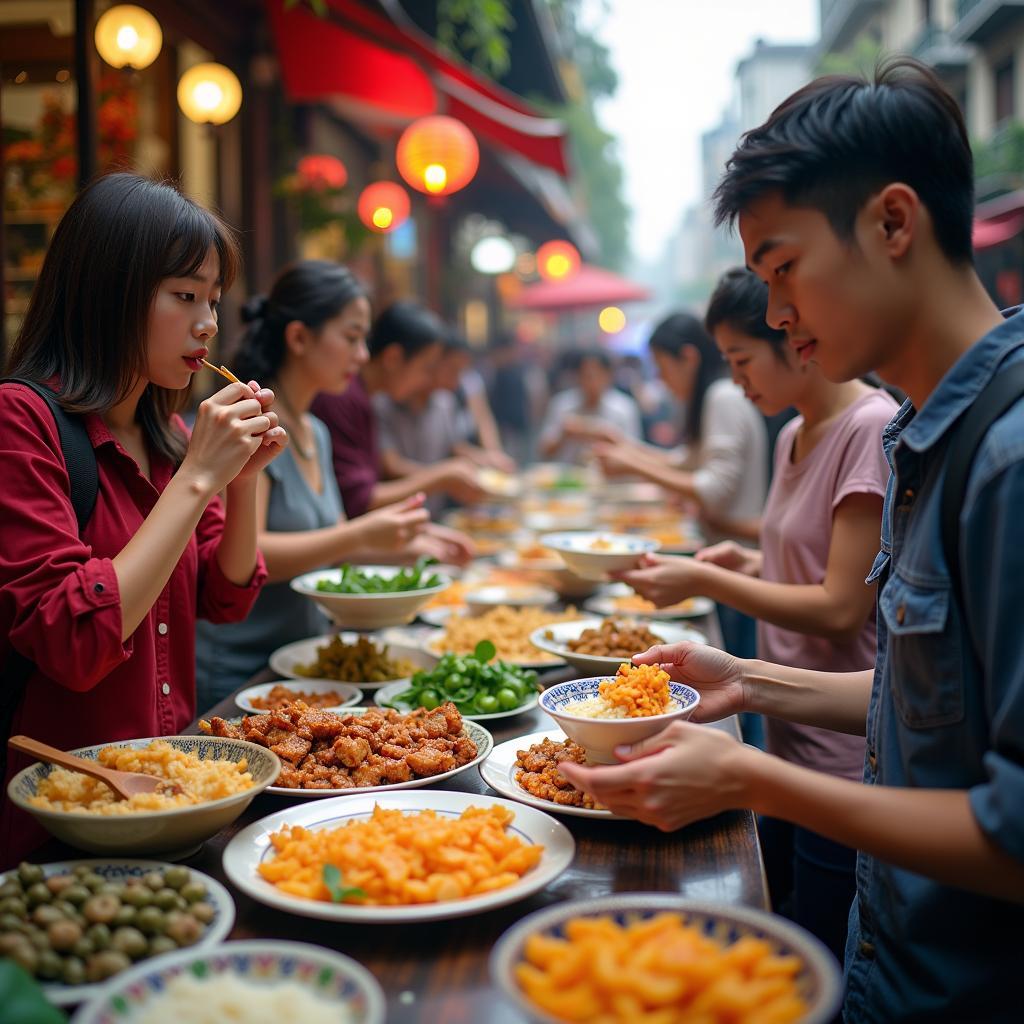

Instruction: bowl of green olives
[0,859,234,1008]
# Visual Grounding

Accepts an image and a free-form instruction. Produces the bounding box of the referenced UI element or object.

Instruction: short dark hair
[7,172,240,464]
[234,260,368,383]
[713,57,973,264]
[576,348,612,372]
[648,312,723,444]
[367,300,443,359]
[705,268,787,355]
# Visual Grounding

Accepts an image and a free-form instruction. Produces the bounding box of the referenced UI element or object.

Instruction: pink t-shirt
[758,388,898,781]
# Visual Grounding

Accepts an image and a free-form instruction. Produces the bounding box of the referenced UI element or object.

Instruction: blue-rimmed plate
[222,791,574,924]
[490,894,842,1024]
[71,940,385,1024]
[0,859,235,1008]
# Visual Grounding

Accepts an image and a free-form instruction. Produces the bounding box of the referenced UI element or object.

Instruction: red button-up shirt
[0,383,266,864]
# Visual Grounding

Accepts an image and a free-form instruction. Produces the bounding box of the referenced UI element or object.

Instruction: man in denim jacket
[559,59,1024,1021]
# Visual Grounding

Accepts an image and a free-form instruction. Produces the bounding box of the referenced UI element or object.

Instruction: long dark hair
[648,312,724,444]
[7,173,240,463]
[233,261,369,383]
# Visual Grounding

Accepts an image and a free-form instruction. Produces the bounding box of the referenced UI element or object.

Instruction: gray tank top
[195,415,343,709]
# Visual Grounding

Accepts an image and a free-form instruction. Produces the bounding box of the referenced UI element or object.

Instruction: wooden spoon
[9,735,183,801]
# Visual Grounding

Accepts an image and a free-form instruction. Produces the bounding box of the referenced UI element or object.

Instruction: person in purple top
[311,299,481,560]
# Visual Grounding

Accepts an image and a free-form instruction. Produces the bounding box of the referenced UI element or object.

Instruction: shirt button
[157,623,168,636]
[896,604,906,625]
[93,582,105,594]
[903,488,914,502]
[161,682,170,696]
[858,940,876,959]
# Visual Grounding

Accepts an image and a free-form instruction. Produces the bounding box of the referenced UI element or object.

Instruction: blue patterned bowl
[491,894,842,1024]
[71,940,386,1024]
[8,736,280,858]
[539,676,700,763]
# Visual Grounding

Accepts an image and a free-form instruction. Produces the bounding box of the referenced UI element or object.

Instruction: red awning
[973,211,1024,250]
[267,0,571,178]
[509,265,652,311]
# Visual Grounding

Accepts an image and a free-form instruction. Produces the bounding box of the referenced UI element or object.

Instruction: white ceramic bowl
[290,565,452,630]
[538,676,700,763]
[464,585,558,616]
[540,531,660,580]
[530,618,708,677]
[71,940,386,1024]
[8,736,280,858]
[235,678,362,714]
[490,894,842,1024]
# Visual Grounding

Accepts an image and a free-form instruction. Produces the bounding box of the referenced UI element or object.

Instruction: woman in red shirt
[0,173,286,865]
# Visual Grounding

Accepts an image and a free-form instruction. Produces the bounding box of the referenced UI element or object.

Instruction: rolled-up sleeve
[194,493,267,624]
[0,387,132,691]
[965,456,1024,862]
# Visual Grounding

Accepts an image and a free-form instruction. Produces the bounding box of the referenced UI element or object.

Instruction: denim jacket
[843,311,1024,1022]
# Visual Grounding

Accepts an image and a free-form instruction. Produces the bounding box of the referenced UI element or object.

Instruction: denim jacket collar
[893,306,1024,455]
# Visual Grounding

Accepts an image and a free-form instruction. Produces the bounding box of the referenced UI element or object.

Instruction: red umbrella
[509,264,651,311]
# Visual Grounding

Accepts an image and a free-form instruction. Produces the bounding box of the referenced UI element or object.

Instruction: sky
[584,0,818,264]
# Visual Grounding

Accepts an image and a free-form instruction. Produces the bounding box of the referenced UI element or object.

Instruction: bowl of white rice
[539,675,701,764]
[71,940,386,1024]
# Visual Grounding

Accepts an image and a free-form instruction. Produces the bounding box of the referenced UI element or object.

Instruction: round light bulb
[372,207,393,230]
[94,5,163,70]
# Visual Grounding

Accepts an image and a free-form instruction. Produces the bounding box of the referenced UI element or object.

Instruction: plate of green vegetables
[374,642,541,720]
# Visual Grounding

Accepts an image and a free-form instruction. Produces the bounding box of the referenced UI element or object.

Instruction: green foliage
[972,122,1024,190]
[537,0,630,270]
[815,35,883,78]
[437,0,516,78]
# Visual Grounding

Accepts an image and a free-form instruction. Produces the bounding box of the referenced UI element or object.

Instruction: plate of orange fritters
[479,729,623,819]
[201,702,492,799]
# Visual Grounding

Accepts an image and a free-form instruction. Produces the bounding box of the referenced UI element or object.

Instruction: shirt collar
[899,306,1024,454]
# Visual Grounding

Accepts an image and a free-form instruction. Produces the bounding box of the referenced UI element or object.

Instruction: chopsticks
[201,358,241,384]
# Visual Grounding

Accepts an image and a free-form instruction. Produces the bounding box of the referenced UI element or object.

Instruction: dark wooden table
[40,614,769,1022]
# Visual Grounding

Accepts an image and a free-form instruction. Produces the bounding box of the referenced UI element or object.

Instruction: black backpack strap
[0,379,98,781]
[0,378,97,531]
[940,360,1024,663]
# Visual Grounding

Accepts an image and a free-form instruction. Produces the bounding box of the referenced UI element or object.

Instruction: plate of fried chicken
[200,702,492,799]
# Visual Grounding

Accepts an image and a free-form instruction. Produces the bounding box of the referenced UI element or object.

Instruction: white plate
[422,629,565,671]
[72,940,385,1024]
[418,605,465,627]
[540,531,660,580]
[529,617,708,676]
[263,708,493,799]
[479,729,623,820]
[2,859,235,1008]
[268,632,438,691]
[373,679,540,721]
[235,679,362,714]
[222,791,575,923]
[584,584,715,620]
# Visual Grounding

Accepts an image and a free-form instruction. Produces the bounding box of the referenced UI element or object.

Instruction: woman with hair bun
[195,261,464,706]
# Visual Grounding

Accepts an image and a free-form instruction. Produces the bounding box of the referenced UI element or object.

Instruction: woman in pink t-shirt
[617,268,897,960]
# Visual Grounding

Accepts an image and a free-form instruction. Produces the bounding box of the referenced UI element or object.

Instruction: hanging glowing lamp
[396,115,479,197]
[357,181,411,233]
[297,154,348,190]
[94,5,163,70]
[599,306,627,334]
[470,235,516,274]
[537,240,581,281]
[178,63,242,125]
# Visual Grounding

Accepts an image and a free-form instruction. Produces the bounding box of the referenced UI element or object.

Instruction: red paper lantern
[537,240,581,281]
[296,154,347,190]
[357,181,410,233]
[396,115,479,197]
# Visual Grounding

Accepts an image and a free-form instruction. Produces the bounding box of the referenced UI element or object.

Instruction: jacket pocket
[878,573,964,728]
